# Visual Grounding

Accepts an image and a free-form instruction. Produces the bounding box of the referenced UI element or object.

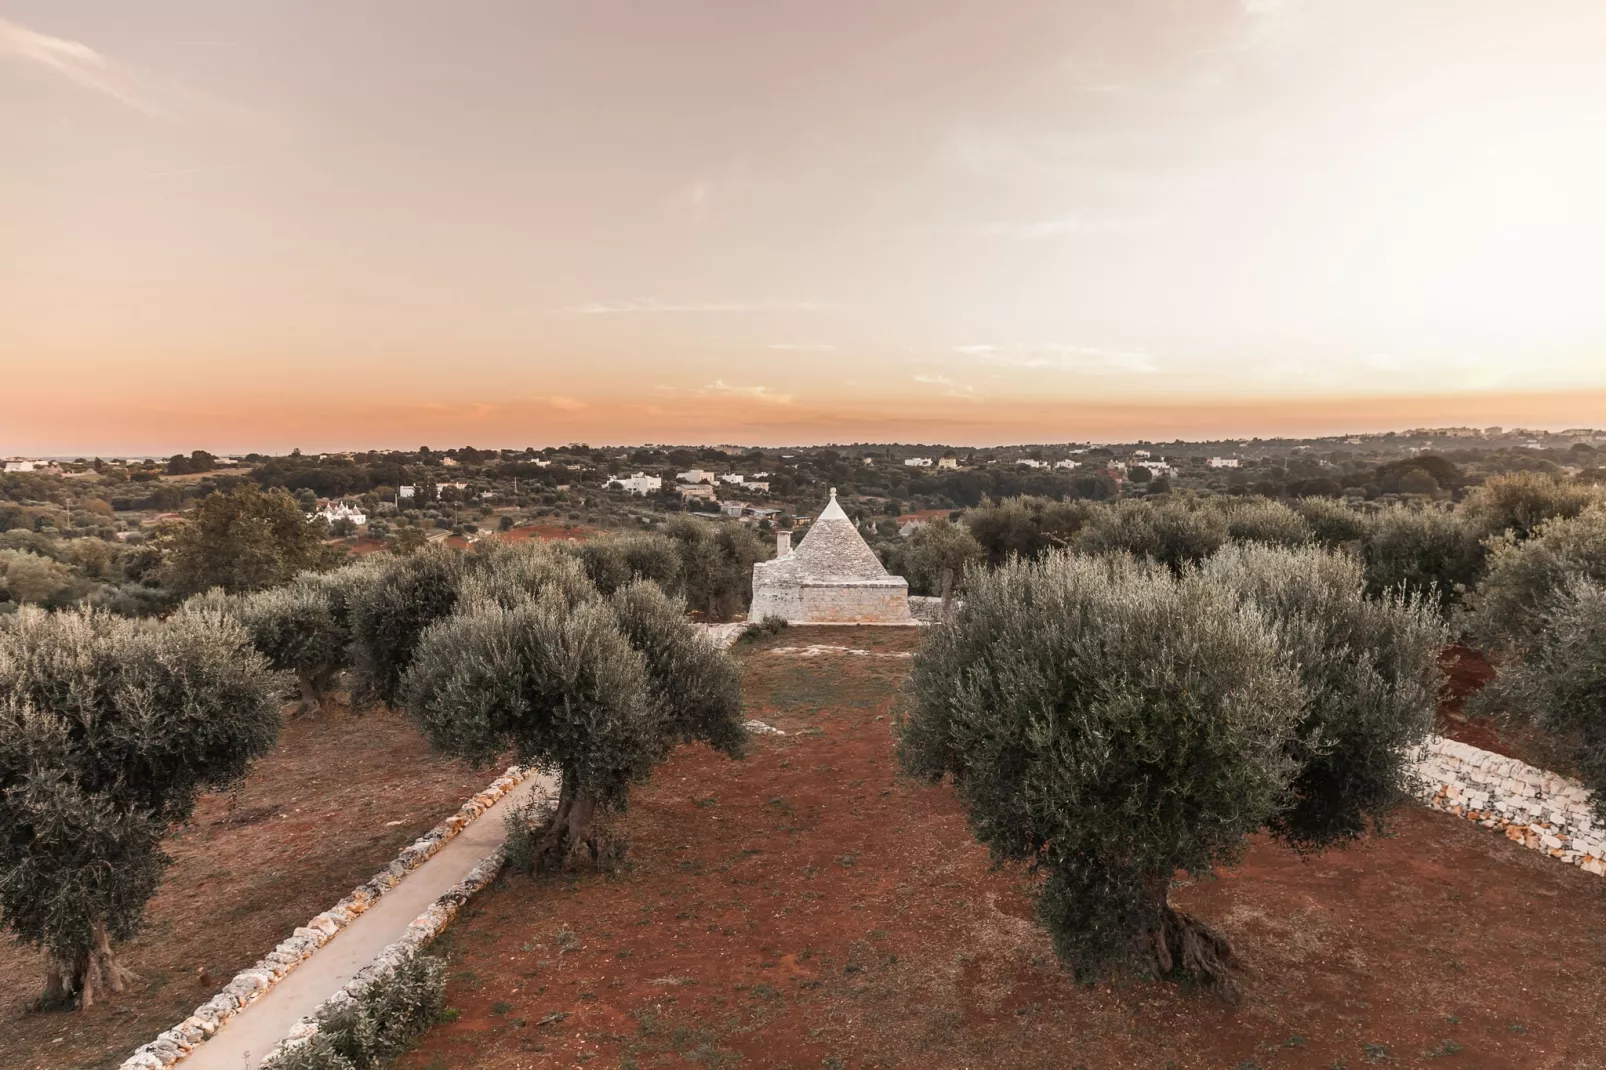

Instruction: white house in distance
[608,472,662,495]
[1207,457,1241,469]
[4,459,49,473]
[1054,459,1080,470]
[903,457,933,467]
[312,501,367,526]
[937,455,959,469]
[677,469,717,484]
[750,489,912,624]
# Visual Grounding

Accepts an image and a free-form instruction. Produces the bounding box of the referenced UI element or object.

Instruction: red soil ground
[0,706,499,1070]
[495,524,600,544]
[1434,645,1506,754]
[1433,645,1575,777]
[398,628,1606,1070]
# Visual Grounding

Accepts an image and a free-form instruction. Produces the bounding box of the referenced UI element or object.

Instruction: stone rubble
[117,765,533,1070]
[765,644,913,659]
[1410,735,1603,877]
[696,622,747,650]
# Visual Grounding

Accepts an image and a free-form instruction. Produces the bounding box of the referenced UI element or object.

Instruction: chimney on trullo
[776,530,792,557]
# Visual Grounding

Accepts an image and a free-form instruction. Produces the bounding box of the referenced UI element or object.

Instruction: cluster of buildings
[308,501,368,526]
[2,459,59,474]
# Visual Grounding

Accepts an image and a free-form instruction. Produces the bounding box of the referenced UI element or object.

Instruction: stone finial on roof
[817,488,850,522]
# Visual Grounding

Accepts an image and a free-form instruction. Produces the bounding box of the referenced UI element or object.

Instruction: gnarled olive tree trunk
[41,924,138,1010]
[1138,876,1240,1000]
[533,772,601,870]
[294,665,341,715]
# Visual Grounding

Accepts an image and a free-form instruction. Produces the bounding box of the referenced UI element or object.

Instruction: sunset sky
[4,0,1606,453]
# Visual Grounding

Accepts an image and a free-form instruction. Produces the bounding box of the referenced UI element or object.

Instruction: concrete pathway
[184,773,552,1070]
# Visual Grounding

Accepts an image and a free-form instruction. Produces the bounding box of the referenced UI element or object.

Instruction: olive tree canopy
[1470,576,1606,825]
[898,553,1303,993]
[162,484,340,597]
[900,545,1442,995]
[404,574,743,868]
[1204,544,1443,850]
[0,605,282,1008]
[235,560,382,713]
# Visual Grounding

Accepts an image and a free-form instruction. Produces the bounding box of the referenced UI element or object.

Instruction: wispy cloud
[942,216,1164,239]
[701,380,794,405]
[556,298,831,315]
[1,16,245,122]
[766,343,838,352]
[914,374,980,401]
[958,344,1160,376]
[0,16,163,115]
[546,396,588,412]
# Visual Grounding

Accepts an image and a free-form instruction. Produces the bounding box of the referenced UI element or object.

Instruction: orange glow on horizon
[5,389,1604,456]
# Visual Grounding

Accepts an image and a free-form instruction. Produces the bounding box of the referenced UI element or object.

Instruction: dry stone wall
[260,804,536,1067]
[117,765,532,1070]
[1410,735,1603,876]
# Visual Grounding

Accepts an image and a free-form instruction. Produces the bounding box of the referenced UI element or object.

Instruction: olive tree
[902,518,984,610]
[0,605,282,1008]
[162,484,341,597]
[349,541,593,707]
[1290,496,1368,549]
[1358,504,1483,609]
[404,578,742,867]
[1459,472,1602,543]
[1469,577,1606,824]
[1203,544,1444,849]
[574,533,683,596]
[898,553,1303,993]
[1070,499,1228,571]
[1213,498,1313,548]
[1462,506,1606,654]
[964,497,1093,566]
[237,562,381,713]
[660,517,767,620]
[349,548,469,707]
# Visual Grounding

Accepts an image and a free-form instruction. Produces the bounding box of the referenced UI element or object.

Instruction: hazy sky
[4,0,1606,452]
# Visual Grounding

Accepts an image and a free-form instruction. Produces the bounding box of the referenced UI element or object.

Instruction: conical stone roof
[762,489,887,582]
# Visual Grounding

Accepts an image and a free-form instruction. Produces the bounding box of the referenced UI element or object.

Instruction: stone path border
[118,765,535,1070]
[261,779,554,1066]
[1411,735,1604,876]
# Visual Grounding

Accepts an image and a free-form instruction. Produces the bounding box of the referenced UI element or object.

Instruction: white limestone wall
[1410,735,1604,876]
[749,581,804,623]
[797,580,911,624]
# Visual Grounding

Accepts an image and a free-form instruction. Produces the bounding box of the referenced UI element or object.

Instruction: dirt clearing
[396,627,1606,1069]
